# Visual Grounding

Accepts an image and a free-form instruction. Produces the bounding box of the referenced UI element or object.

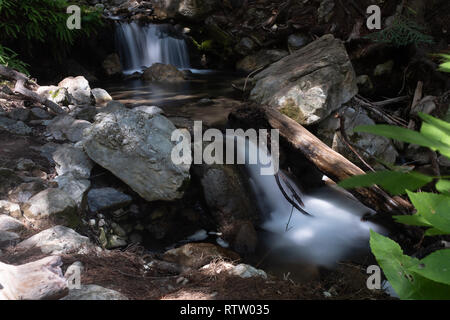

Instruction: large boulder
[142,63,185,82]
[83,102,190,201]
[58,76,93,106]
[236,49,288,73]
[16,225,92,255]
[250,34,358,126]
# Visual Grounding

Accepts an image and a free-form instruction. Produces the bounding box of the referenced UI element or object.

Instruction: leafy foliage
[339,113,450,300]
[438,54,450,73]
[0,44,29,74]
[366,14,433,47]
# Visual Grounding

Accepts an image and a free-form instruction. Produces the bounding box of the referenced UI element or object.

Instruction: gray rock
[16,158,35,171]
[7,181,47,204]
[58,76,93,105]
[83,103,190,201]
[0,215,25,232]
[236,49,288,73]
[30,108,52,120]
[69,105,98,122]
[8,108,30,122]
[0,116,32,135]
[142,63,185,82]
[54,173,90,206]
[91,88,113,105]
[61,284,128,300]
[22,189,78,226]
[47,115,92,142]
[235,37,256,56]
[87,188,132,212]
[250,35,358,125]
[0,200,22,218]
[37,86,70,106]
[52,144,93,179]
[288,34,310,51]
[0,230,20,248]
[229,263,267,279]
[318,106,398,167]
[16,225,92,255]
[133,105,164,116]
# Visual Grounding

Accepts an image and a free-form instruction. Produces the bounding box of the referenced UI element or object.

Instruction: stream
[106,21,386,283]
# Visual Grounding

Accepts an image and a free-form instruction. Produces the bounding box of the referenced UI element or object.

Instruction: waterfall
[227,135,384,267]
[115,22,190,75]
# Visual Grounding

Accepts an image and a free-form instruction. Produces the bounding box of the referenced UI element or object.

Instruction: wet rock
[236,49,288,73]
[0,117,32,135]
[58,76,93,106]
[133,105,164,116]
[54,173,90,206]
[163,243,240,269]
[250,35,357,126]
[16,225,92,255]
[142,63,185,82]
[102,53,122,77]
[83,102,190,201]
[7,108,30,122]
[195,164,258,253]
[22,188,79,227]
[318,106,398,168]
[61,284,128,300]
[0,200,22,218]
[52,144,93,179]
[0,256,68,300]
[91,88,113,105]
[0,215,25,232]
[37,86,71,106]
[47,115,92,142]
[87,188,132,213]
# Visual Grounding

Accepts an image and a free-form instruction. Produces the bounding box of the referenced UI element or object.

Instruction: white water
[230,136,384,267]
[115,22,190,75]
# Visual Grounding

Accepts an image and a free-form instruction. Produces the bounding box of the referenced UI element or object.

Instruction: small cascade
[115,22,190,74]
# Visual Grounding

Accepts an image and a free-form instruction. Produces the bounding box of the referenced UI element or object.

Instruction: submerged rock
[87,188,132,212]
[250,34,357,126]
[83,102,190,202]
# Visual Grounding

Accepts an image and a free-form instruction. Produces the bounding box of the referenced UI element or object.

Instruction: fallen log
[0,65,64,114]
[0,256,68,300]
[229,105,413,216]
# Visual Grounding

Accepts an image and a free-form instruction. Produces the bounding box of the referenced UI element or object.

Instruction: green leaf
[409,249,450,285]
[393,214,432,227]
[424,227,449,236]
[436,180,450,195]
[370,230,450,299]
[419,113,450,136]
[407,191,450,234]
[338,171,433,195]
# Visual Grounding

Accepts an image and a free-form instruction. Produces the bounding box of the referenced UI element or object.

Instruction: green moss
[279,101,305,124]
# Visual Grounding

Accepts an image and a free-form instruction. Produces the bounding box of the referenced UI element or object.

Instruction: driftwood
[231,106,413,216]
[0,65,64,114]
[0,256,68,300]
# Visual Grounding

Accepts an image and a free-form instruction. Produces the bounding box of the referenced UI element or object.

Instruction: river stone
[250,34,358,126]
[8,108,30,122]
[0,230,20,249]
[0,215,25,232]
[7,181,47,204]
[58,76,93,105]
[83,102,190,201]
[0,117,32,135]
[52,144,93,179]
[47,115,92,142]
[236,49,289,73]
[16,225,92,255]
[133,105,164,116]
[142,63,185,82]
[317,106,398,168]
[54,173,90,206]
[37,86,71,106]
[61,284,128,300]
[87,188,132,212]
[22,188,79,227]
[0,200,22,218]
[30,107,52,120]
[91,88,113,105]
